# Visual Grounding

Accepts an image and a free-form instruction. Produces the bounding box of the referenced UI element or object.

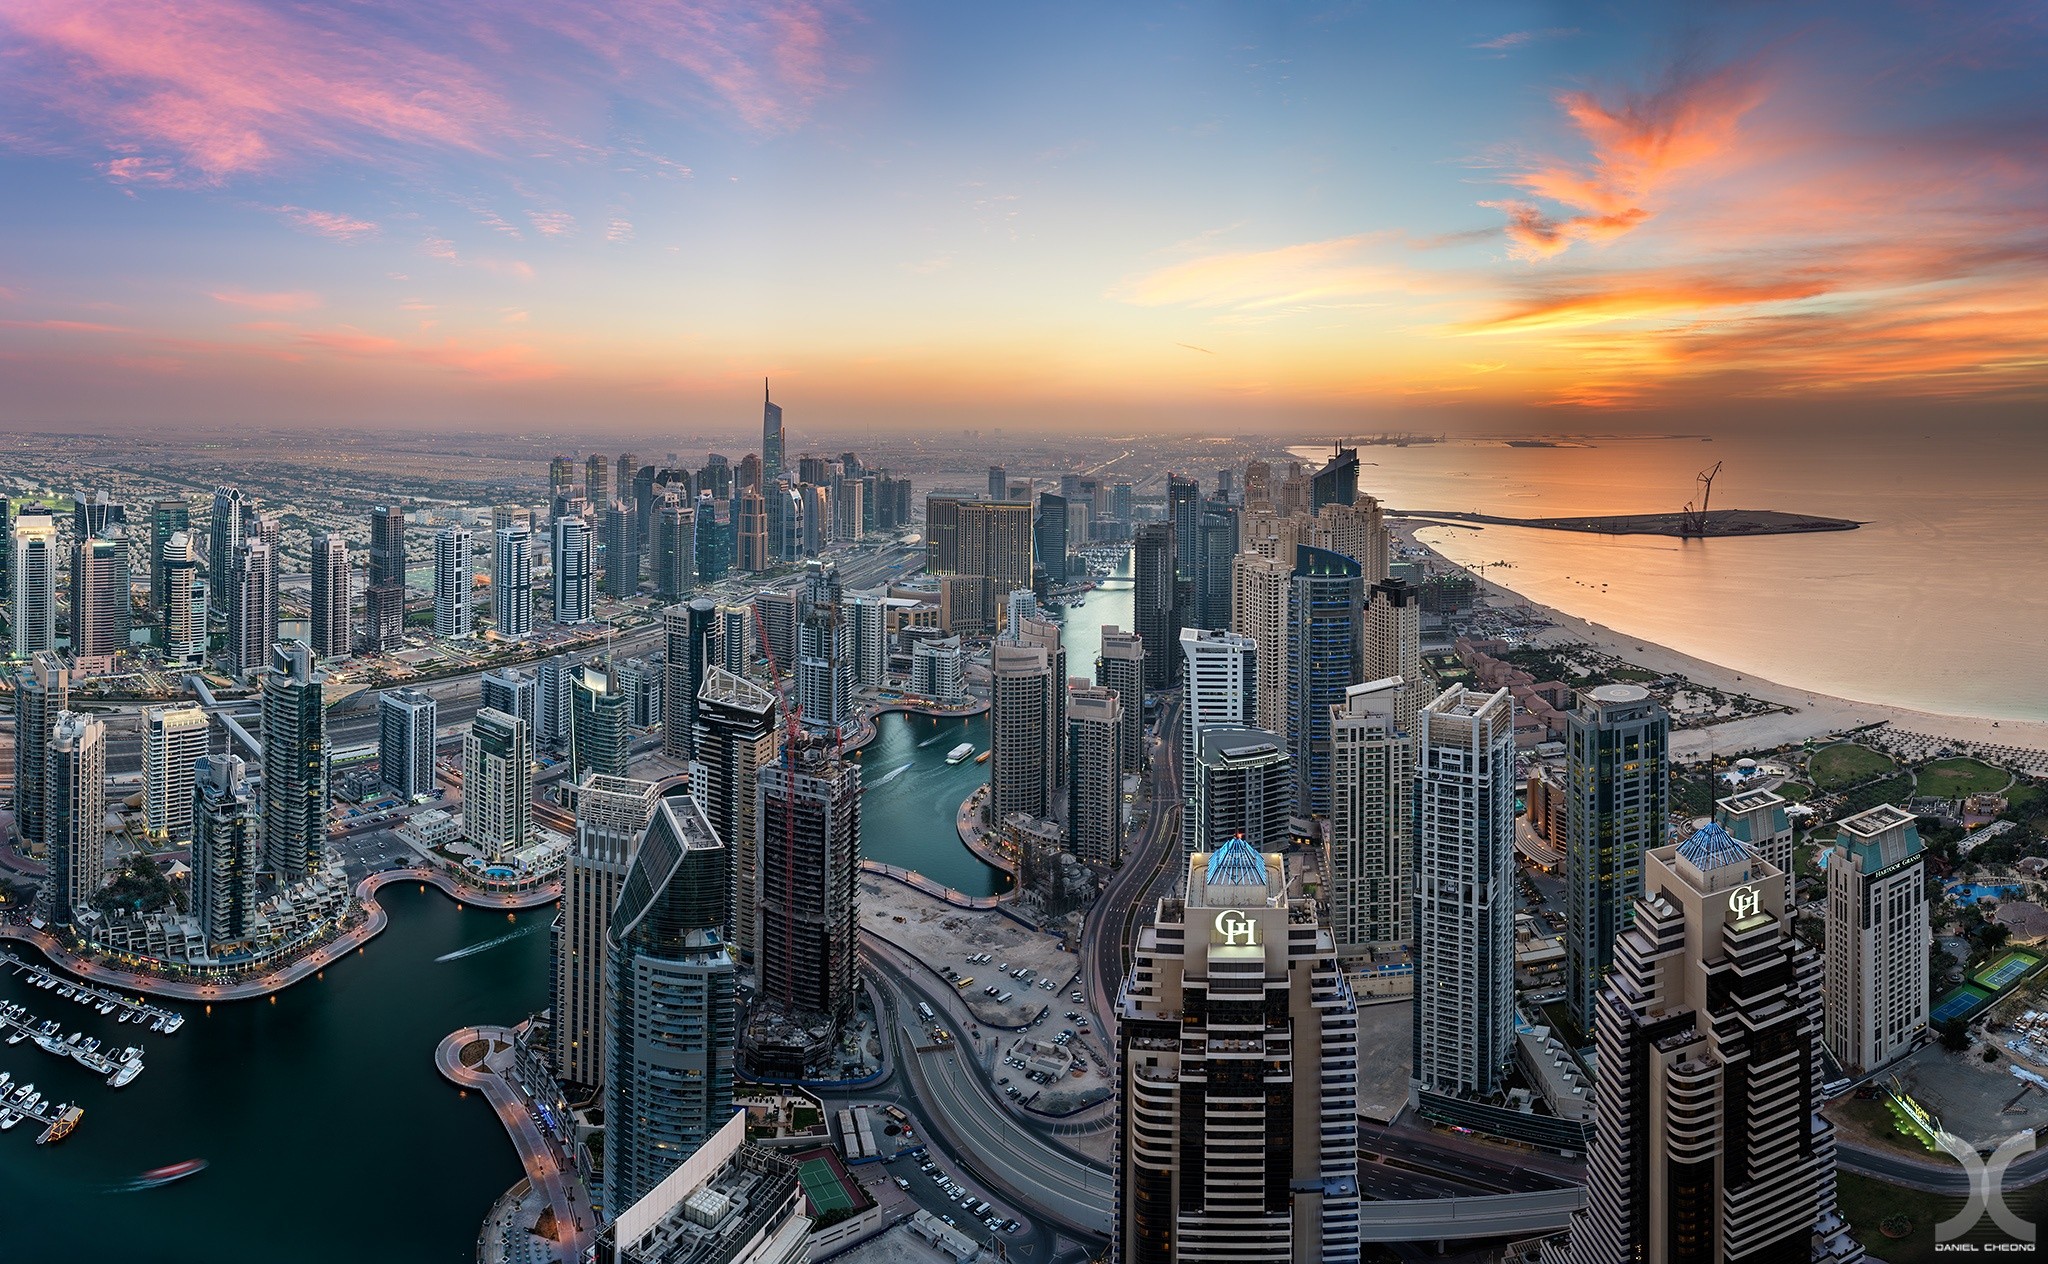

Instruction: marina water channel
[0,573,1131,1262]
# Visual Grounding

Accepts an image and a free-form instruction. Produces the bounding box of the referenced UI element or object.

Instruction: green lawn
[1918,757,2009,798]
[1809,743,1896,790]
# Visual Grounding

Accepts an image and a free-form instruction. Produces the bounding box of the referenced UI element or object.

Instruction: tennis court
[1974,950,2042,992]
[1932,984,1993,1025]
[798,1155,861,1215]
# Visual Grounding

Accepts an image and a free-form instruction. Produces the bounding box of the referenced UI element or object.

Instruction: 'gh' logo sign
[1213,910,1258,947]
[1936,1128,2036,1244]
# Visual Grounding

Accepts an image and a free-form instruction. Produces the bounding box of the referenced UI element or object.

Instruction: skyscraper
[69,529,130,672]
[379,688,438,801]
[1564,825,1863,1264]
[364,503,407,653]
[228,538,276,678]
[481,665,538,735]
[989,642,1054,826]
[555,773,657,1089]
[162,529,204,664]
[1067,684,1125,867]
[1412,685,1515,1099]
[569,664,629,781]
[207,486,246,618]
[550,514,594,625]
[1286,545,1362,818]
[602,501,640,600]
[310,532,352,659]
[1095,624,1146,775]
[1179,628,1258,852]
[143,704,209,844]
[747,740,862,1077]
[662,599,719,760]
[691,667,778,961]
[433,525,472,639]
[192,753,259,949]
[8,508,56,656]
[1115,839,1360,1264]
[1189,728,1292,853]
[1824,804,1930,1074]
[261,641,329,880]
[12,652,67,851]
[47,711,107,927]
[463,708,533,861]
[492,523,532,640]
[762,378,785,484]
[1132,523,1177,690]
[1564,684,1671,1034]
[149,497,191,616]
[1328,678,1411,957]
[604,794,736,1214]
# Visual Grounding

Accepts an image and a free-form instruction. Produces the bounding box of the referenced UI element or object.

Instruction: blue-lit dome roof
[1676,821,1753,872]
[1207,836,1268,887]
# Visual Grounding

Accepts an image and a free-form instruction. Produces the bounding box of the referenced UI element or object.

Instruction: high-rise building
[1179,628,1258,852]
[1287,545,1362,819]
[228,539,277,678]
[143,704,210,844]
[989,642,1054,826]
[1328,678,1411,957]
[603,501,640,600]
[555,773,657,1089]
[261,641,329,880]
[1114,839,1360,1264]
[492,523,532,640]
[364,503,407,654]
[207,486,246,618]
[1824,804,1930,1074]
[69,529,131,672]
[569,664,629,781]
[653,497,695,600]
[192,753,259,948]
[47,711,107,927]
[691,667,778,961]
[1564,684,1671,1034]
[378,688,438,801]
[1308,446,1359,515]
[1564,824,1864,1264]
[1096,624,1146,775]
[433,525,472,639]
[1190,728,1292,853]
[310,532,352,659]
[796,606,853,735]
[1412,685,1516,1099]
[481,665,538,735]
[762,378,785,484]
[662,599,719,759]
[463,707,533,862]
[149,497,191,616]
[1231,551,1292,738]
[1132,523,1177,690]
[12,652,67,851]
[9,508,57,656]
[552,515,594,625]
[1067,685,1125,866]
[747,741,862,1076]
[161,530,204,665]
[1714,787,1794,904]
[604,794,736,1214]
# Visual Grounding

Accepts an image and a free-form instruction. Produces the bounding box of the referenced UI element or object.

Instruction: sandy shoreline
[1398,526,2048,762]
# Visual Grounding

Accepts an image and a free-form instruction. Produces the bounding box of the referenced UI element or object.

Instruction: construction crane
[1681,461,1722,537]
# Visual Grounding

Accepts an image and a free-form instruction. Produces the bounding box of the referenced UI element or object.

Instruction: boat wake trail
[436,922,547,963]
[868,762,914,789]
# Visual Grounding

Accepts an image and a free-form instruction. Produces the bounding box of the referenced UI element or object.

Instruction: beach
[1398,524,2048,763]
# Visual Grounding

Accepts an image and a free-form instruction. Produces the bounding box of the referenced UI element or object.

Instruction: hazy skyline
[2,1,2043,434]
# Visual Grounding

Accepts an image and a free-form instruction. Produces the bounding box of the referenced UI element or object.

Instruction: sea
[1290,427,2048,722]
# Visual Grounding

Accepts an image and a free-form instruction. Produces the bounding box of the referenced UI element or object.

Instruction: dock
[1,951,185,1033]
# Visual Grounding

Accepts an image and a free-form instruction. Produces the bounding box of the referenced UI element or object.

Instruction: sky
[1,1,2043,435]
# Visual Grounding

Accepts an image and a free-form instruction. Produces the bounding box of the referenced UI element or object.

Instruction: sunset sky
[2,1,2043,434]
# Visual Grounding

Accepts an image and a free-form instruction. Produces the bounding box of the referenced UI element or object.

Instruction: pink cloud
[209,288,323,312]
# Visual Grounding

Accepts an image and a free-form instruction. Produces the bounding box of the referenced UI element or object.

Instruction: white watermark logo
[1935,1128,2036,1249]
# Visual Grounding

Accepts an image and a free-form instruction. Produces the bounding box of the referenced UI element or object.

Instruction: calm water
[1293,430,2048,721]
[0,886,546,1264]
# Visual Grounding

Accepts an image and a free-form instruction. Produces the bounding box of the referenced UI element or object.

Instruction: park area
[1807,743,1895,790]
[1917,757,2010,798]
